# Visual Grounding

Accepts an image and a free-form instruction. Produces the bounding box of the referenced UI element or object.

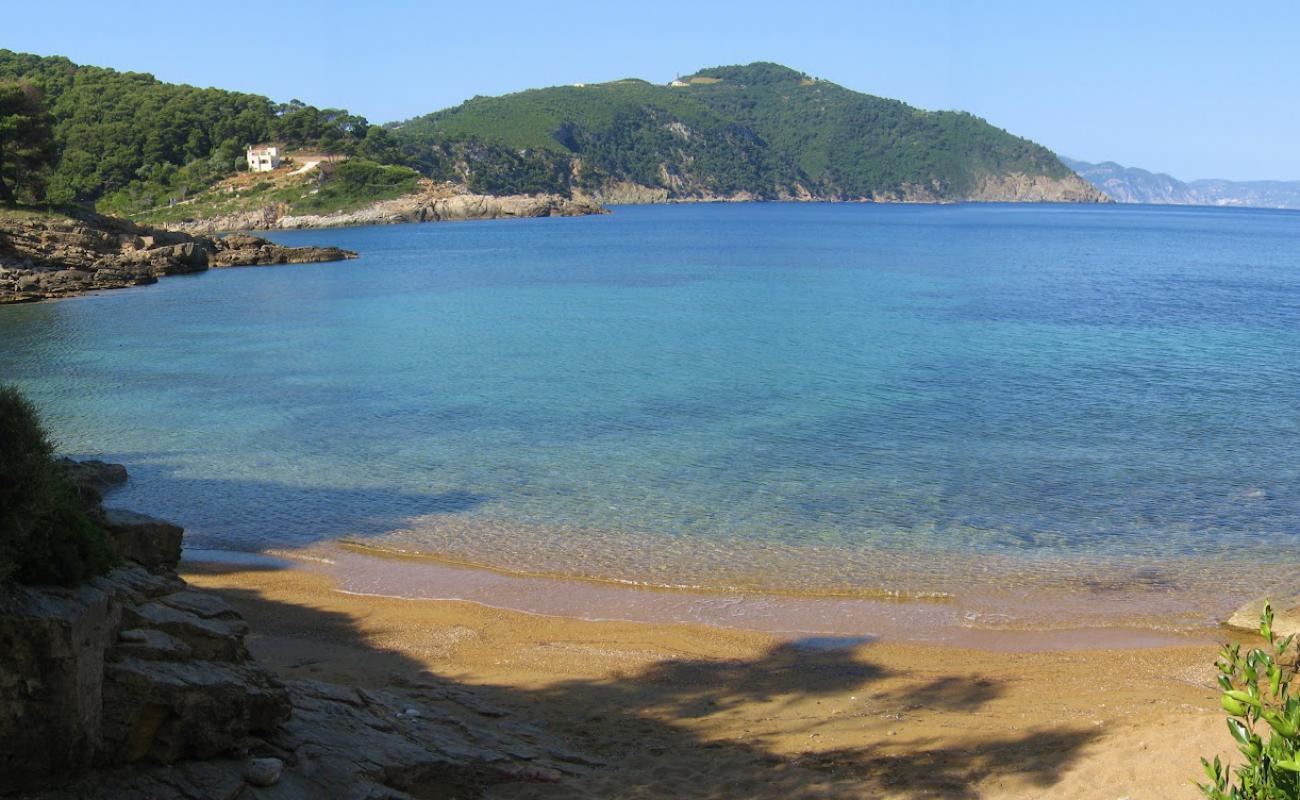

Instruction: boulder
[1226,596,1300,638]
[101,508,183,571]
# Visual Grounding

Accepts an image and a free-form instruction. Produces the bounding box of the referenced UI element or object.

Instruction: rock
[124,599,249,662]
[3,471,598,797]
[101,508,183,571]
[0,209,356,304]
[164,185,606,234]
[157,589,240,620]
[113,628,193,661]
[243,756,283,787]
[1227,596,1300,637]
[94,564,187,605]
[0,581,119,792]
[101,656,290,763]
[58,458,129,492]
[206,235,355,268]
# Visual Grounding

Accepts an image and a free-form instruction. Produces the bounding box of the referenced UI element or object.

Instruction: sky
[6,0,1298,181]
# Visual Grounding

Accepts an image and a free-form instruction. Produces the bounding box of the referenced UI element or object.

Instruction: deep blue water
[3,203,1299,594]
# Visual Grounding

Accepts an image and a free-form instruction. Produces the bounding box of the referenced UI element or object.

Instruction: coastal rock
[58,458,129,492]
[967,170,1109,203]
[101,508,183,571]
[1227,596,1300,638]
[3,475,596,798]
[165,185,606,234]
[0,581,119,791]
[0,210,357,304]
[100,656,289,763]
[30,678,592,799]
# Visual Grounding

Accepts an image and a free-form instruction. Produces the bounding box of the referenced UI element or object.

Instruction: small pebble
[244,757,283,787]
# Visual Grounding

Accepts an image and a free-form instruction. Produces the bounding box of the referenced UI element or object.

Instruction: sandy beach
[182,557,1244,799]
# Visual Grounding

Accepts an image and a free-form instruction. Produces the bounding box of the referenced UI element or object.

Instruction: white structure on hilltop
[246,144,282,172]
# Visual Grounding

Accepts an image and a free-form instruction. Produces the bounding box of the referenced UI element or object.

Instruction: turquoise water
[3,203,1300,598]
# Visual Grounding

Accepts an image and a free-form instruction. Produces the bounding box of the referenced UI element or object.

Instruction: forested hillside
[0,51,1099,214]
[395,62,1100,202]
[0,50,402,212]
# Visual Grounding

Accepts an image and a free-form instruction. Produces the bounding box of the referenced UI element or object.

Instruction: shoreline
[184,542,1226,652]
[177,549,1237,798]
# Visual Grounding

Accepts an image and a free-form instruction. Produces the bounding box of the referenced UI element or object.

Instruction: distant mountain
[1063,158,1300,210]
[394,63,1103,204]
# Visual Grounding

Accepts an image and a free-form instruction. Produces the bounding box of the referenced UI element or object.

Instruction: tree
[0,81,54,206]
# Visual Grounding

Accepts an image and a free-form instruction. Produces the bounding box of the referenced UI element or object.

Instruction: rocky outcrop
[576,171,1108,205]
[101,509,184,574]
[166,188,606,235]
[1,460,592,798]
[0,560,289,793]
[57,458,129,492]
[0,211,357,304]
[33,678,593,799]
[965,170,1108,203]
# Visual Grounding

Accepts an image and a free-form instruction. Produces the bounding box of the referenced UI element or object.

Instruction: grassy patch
[128,158,421,226]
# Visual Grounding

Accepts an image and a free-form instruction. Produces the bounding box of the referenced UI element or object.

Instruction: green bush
[0,385,116,586]
[1199,602,1300,799]
[291,158,419,214]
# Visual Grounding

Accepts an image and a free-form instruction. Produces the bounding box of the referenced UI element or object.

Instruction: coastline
[186,541,1226,652]
[178,549,1234,798]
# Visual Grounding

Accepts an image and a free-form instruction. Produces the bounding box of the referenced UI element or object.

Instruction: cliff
[0,209,356,304]
[1,461,591,798]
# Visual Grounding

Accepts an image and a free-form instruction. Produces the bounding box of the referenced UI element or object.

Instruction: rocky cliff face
[165,189,606,235]
[576,171,1107,205]
[0,211,356,304]
[965,170,1108,203]
[1,462,591,798]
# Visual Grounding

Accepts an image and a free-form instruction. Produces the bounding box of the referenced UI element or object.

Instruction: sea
[4,203,1299,634]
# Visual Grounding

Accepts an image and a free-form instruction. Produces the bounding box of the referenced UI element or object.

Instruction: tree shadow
[82,453,491,547]
[197,575,1101,800]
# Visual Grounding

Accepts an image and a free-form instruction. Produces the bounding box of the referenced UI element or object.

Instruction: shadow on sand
[188,563,1102,799]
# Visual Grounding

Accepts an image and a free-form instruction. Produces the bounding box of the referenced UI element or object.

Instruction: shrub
[291,158,419,213]
[1198,602,1300,799]
[0,385,116,586]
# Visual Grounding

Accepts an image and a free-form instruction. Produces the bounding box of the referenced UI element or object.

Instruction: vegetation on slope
[126,158,422,227]
[0,386,116,586]
[394,61,1081,200]
[0,49,1090,214]
[0,50,404,213]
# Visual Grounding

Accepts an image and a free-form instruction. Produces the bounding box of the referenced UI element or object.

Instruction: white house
[246,144,282,172]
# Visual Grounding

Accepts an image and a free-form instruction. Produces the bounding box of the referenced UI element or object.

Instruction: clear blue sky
[6,0,1297,181]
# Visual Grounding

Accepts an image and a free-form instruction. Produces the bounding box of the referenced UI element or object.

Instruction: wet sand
[182,554,1245,799]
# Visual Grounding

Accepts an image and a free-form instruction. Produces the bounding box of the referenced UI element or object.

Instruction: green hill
[0,50,398,214]
[0,51,1100,213]
[393,62,1102,203]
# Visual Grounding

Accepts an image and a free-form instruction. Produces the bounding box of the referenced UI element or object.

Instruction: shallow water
[4,203,1299,624]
